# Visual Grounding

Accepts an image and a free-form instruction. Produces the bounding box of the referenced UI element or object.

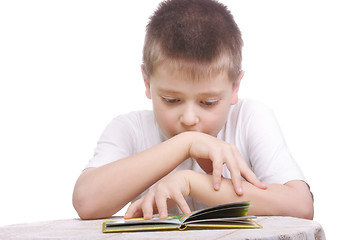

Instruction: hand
[186,132,267,195]
[124,170,192,220]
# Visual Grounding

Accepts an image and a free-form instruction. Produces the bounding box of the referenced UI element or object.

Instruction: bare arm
[72,133,189,220]
[73,132,264,219]
[126,170,313,220]
[189,171,314,219]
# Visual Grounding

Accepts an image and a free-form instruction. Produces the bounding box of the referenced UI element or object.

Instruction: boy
[73,0,313,220]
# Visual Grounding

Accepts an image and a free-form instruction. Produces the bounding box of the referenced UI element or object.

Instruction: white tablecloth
[0,216,326,240]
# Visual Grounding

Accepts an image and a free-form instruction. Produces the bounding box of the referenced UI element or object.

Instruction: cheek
[153,104,178,135]
[202,107,230,136]
[157,111,174,127]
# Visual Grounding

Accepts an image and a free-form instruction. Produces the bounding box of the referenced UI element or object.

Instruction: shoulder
[110,110,156,130]
[88,110,159,167]
[100,110,157,140]
[220,99,272,143]
[113,110,155,123]
[230,98,273,117]
[221,98,277,149]
[226,98,274,127]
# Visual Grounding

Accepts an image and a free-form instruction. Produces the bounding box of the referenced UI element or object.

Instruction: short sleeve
[244,102,306,184]
[220,99,306,185]
[85,111,159,169]
[85,115,137,168]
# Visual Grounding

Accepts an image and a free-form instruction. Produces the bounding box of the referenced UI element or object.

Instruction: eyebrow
[157,87,181,94]
[157,87,225,97]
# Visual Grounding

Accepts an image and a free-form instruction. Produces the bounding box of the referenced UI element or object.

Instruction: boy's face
[143,64,241,139]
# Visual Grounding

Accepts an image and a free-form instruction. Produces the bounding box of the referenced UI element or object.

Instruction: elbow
[73,201,94,220]
[72,181,110,220]
[72,169,130,220]
[301,198,314,220]
[289,192,314,220]
[282,181,314,220]
[72,169,109,220]
[273,198,314,220]
[275,197,314,220]
[73,189,100,220]
[72,183,126,220]
[292,201,314,220]
[302,199,314,220]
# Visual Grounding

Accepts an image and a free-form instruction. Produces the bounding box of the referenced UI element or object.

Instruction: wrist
[176,131,197,158]
[179,170,195,196]
[178,131,210,158]
[184,170,206,198]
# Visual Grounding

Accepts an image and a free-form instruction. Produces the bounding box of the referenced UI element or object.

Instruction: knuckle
[212,166,222,175]
[156,182,165,192]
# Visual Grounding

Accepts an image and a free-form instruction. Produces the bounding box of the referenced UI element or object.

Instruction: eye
[200,100,219,106]
[162,97,180,104]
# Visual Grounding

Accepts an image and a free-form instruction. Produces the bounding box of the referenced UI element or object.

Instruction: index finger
[225,159,243,195]
[211,153,224,191]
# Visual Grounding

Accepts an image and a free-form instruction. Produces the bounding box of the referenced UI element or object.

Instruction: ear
[231,70,244,105]
[141,65,151,99]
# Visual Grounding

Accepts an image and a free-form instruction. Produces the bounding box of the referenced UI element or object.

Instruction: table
[0,216,325,240]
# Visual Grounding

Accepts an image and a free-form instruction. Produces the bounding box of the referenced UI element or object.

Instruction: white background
[1,1,359,239]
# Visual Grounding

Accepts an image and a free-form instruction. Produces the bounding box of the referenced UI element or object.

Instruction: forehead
[151,60,232,84]
[151,62,233,95]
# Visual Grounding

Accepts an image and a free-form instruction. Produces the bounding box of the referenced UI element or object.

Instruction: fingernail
[237,187,243,195]
[214,183,220,190]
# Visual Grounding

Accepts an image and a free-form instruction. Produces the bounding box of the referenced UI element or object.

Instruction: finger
[211,152,223,191]
[142,202,154,220]
[129,207,144,218]
[229,169,243,195]
[173,192,191,215]
[141,191,155,220]
[125,199,142,219]
[222,146,243,195]
[238,160,267,189]
[155,191,169,219]
[232,168,243,195]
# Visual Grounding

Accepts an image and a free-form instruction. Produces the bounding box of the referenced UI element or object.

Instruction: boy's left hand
[124,170,192,220]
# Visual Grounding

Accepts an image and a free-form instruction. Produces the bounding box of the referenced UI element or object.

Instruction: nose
[180,103,200,127]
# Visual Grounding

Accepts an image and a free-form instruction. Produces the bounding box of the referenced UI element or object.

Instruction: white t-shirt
[86,99,306,214]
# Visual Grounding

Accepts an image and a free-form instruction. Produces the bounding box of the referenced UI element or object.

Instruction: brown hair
[142,0,243,82]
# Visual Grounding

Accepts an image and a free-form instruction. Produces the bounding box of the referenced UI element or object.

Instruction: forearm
[73,132,192,219]
[187,171,314,219]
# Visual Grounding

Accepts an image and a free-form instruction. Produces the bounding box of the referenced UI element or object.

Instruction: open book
[103,201,261,233]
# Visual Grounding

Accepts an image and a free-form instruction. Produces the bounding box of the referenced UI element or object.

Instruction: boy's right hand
[184,132,267,195]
